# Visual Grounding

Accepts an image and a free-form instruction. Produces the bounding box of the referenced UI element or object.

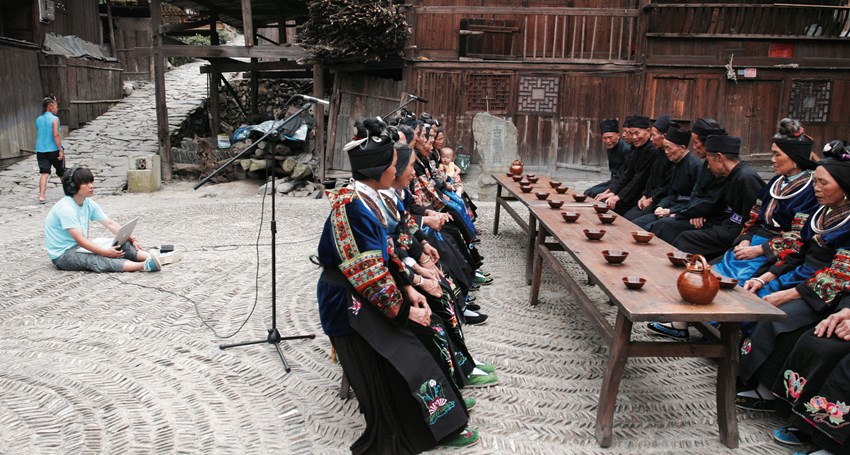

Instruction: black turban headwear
[774,137,817,171]
[665,127,691,147]
[821,140,850,196]
[346,135,395,181]
[394,141,412,177]
[600,118,619,134]
[692,118,726,141]
[627,115,650,129]
[705,135,741,155]
[653,114,673,134]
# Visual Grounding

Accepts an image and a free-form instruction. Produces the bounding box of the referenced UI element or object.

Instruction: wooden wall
[40,0,101,45]
[0,43,43,159]
[39,55,123,129]
[114,17,152,80]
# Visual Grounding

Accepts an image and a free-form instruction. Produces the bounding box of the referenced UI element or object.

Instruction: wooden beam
[414,6,638,16]
[152,44,307,60]
[150,0,172,181]
[209,17,220,138]
[159,17,214,35]
[199,60,304,73]
[242,0,254,47]
[106,1,116,58]
[313,63,326,182]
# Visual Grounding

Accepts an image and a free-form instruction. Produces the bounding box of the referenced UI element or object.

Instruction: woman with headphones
[44,166,161,273]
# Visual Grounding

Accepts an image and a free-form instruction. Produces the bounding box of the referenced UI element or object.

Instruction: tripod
[194,102,316,373]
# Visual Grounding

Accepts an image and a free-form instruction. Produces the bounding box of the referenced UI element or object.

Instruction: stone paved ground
[0,62,208,209]
[0,178,799,454]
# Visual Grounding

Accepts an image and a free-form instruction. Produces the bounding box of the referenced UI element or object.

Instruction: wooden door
[515,74,560,166]
[724,79,783,158]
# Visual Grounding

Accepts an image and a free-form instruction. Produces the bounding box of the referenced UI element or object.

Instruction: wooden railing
[647,4,850,39]
[521,9,639,63]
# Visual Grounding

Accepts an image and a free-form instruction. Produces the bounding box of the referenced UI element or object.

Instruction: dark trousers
[673,224,741,260]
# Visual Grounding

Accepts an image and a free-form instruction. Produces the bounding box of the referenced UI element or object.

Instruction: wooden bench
[527,201,786,448]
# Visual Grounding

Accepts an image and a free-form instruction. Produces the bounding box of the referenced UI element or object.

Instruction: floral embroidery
[804,248,850,307]
[340,251,402,319]
[415,379,456,425]
[783,369,807,400]
[738,198,762,238]
[740,338,752,356]
[349,296,362,316]
[774,213,809,267]
[805,396,850,428]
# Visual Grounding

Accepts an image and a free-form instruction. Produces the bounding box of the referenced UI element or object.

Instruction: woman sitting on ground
[316,128,481,453]
[736,141,850,412]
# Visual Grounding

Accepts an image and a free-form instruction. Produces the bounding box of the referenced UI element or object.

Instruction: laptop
[77,218,139,254]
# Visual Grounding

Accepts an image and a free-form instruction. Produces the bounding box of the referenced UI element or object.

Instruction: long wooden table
[527,202,787,449]
[492,173,580,284]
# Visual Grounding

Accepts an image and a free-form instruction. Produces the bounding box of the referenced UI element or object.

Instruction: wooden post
[106,1,117,58]
[150,0,172,181]
[250,57,258,115]
[241,0,254,47]
[313,63,326,181]
[209,16,220,137]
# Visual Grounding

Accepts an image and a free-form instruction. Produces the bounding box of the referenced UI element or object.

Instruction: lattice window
[518,76,559,114]
[465,74,512,113]
[789,80,831,124]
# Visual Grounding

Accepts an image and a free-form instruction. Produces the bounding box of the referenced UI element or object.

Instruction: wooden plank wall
[0,45,43,159]
[326,73,405,173]
[40,0,101,44]
[39,55,123,129]
[114,17,152,81]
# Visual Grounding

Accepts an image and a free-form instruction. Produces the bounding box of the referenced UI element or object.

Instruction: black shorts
[37,151,65,175]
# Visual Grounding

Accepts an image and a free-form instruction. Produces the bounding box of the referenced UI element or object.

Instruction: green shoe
[473,273,493,285]
[466,373,499,388]
[474,362,495,374]
[441,428,480,449]
[463,396,477,410]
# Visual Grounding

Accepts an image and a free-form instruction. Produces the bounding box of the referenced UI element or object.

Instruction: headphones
[64,167,80,196]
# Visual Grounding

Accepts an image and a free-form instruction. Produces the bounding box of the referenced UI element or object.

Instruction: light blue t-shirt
[35,112,60,152]
[44,196,107,259]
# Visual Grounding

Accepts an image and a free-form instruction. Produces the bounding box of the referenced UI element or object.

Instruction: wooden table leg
[595,310,632,447]
[717,323,740,448]
[528,223,546,306]
[525,212,537,285]
[493,184,503,235]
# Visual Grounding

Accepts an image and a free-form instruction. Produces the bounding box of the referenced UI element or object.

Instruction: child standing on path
[35,94,65,204]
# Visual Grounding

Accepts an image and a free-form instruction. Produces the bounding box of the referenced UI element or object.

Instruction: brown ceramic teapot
[510,160,524,176]
[676,254,719,305]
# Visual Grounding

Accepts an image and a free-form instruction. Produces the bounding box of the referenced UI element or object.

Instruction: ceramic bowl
[548,199,564,209]
[512,175,523,182]
[593,204,610,214]
[535,192,550,200]
[584,229,606,240]
[718,276,739,289]
[555,186,569,194]
[632,231,654,243]
[549,180,562,188]
[527,176,539,183]
[520,186,533,193]
[572,194,588,202]
[526,173,536,179]
[519,180,532,187]
[622,276,646,290]
[602,250,629,264]
[598,213,618,224]
[667,252,693,267]
[505,172,514,177]
[561,211,580,222]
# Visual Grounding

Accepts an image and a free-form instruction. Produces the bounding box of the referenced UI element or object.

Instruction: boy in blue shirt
[36,95,66,204]
[44,167,161,273]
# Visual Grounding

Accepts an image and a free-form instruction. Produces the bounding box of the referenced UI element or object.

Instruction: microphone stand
[383,96,419,120]
[194,101,316,373]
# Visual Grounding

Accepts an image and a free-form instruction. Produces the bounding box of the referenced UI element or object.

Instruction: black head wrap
[653,114,673,134]
[692,118,726,142]
[600,118,619,134]
[820,140,850,195]
[346,118,395,181]
[394,141,412,177]
[774,136,817,171]
[628,115,650,129]
[665,127,691,147]
[705,135,741,155]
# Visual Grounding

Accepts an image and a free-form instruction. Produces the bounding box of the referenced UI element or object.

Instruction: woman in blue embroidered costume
[316,123,479,453]
[736,139,850,416]
[712,119,820,286]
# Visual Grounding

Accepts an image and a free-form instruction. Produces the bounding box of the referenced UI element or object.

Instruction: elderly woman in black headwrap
[735,140,850,414]
[316,120,480,453]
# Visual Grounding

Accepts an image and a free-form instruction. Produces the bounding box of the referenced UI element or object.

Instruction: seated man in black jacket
[585,118,630,198]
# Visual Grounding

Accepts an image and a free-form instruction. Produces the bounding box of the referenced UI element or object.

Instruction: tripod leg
[273,342,292,373]
[219,338,268,350]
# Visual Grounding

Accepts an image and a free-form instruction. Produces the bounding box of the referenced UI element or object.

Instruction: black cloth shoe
[464,312,488,325]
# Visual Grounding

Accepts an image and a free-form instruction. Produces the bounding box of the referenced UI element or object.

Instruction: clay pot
[677,254,720,305]
[548,199,564,209]
[584,229,606,240]
[510,160,524,176]
[561,211,580,222]
[622,276,646,290]
[535,192,550,200]
[549,180,562,188]
[602,250,629,264]
[631,231,654,243]
[667,252,693,267]
[593,204,610,214]
[598,213,617,224]
[555,186,568,194]
[572,194,587,202]
[512,175,524,182]
[520,186,533,193]
[527,176,539,183]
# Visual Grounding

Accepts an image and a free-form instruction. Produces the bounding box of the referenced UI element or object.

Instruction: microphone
[408,94,428,103]
[297,94,330,106]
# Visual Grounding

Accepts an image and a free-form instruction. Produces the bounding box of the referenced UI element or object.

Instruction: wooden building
[322,0,850,177]
[0,0,122,164]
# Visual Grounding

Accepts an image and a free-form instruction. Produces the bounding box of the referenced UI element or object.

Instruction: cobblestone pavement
[0,180,794,454]
[0,62,208,209]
